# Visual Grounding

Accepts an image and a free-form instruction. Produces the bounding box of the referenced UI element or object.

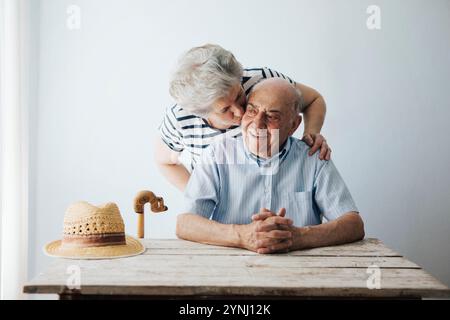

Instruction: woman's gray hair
[169,44,243,117]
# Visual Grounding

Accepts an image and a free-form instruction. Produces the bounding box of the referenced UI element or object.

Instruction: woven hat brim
[44,235,145,260]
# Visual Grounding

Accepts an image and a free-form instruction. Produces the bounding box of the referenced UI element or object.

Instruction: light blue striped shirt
[183,136,358,226]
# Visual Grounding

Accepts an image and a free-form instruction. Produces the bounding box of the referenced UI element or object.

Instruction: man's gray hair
[249,78,305,114]
[169,44,243,117]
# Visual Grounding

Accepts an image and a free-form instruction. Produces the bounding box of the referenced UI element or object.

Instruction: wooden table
[24,238,450,299]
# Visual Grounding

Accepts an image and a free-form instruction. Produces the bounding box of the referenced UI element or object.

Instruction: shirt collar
[244,137,292,167]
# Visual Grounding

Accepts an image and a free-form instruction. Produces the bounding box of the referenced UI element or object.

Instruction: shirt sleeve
[263,68,305,110]
[263,67,296,85]
[313,159,359,221]
[158,105,184,152]
[182,146,220,219]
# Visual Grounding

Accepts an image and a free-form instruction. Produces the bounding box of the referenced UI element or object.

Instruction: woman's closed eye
[220,106,230,113]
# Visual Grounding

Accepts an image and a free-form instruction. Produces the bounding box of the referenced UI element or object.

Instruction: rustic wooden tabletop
[24,238,450,299]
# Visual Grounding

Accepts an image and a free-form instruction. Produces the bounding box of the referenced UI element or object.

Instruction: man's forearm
[291,212,365,250]
[157,163,190,192]
[176,213,242,248]
[302,95,326,135]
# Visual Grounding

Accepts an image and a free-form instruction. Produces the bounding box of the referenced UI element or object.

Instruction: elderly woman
[155,44,331,191]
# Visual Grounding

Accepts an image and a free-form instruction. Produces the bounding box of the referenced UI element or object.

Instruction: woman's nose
[231,104,244,118]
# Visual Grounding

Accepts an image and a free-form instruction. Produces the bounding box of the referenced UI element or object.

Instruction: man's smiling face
[242,78,302,159]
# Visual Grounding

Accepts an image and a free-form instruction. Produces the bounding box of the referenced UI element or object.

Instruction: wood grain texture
[143,238,402,257]
[24,238,450,298]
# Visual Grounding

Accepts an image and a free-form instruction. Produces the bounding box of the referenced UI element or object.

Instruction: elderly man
[176,78,364,254]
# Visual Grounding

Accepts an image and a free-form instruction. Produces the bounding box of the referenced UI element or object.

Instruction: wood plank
[142,238,402,257]
[24,267,449,298]
[25,255,421,272]
[24,238,450,298]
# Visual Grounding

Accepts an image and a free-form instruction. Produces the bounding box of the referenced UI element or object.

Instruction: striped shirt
[183,136,358,227]
[158,67,296,170]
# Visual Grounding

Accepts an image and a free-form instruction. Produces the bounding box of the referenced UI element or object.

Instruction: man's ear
[288,114,302,136]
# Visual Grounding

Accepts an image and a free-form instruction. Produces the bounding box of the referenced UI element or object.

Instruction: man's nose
[254,112,266,129]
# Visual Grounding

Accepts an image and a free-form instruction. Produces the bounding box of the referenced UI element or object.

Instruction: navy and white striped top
[183,136,359,227]
[158,67,296,170]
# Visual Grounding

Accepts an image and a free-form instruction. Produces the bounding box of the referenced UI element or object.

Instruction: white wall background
[29,0,450,287]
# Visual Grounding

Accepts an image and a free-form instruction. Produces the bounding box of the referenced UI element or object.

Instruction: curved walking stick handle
[134,190,168,239]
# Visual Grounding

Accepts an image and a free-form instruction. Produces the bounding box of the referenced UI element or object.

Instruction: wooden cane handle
[134,190,168,239]
[134,190,154,213]
[137,213,144,239]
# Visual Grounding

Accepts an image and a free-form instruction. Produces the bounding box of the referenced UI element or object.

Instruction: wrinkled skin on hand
[245,208,295,254]
[302,133,331,161]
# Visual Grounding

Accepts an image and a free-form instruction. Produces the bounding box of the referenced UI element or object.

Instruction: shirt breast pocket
[283,191,318,226]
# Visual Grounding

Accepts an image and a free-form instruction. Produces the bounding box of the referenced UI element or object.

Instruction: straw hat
[45,201,144,259]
